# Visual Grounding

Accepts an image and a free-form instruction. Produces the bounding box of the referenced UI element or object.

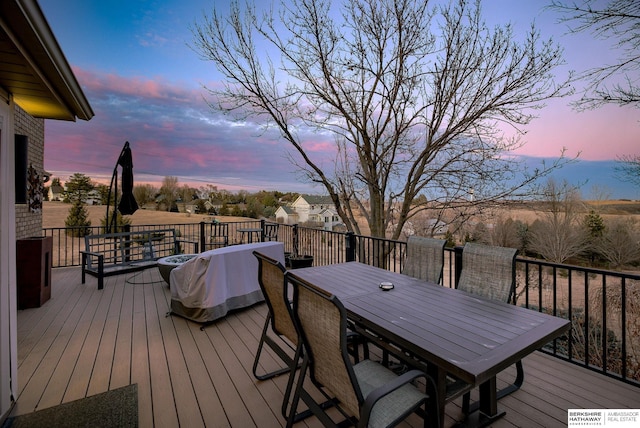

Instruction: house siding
[278,195,340,229]
[14,105,45,240]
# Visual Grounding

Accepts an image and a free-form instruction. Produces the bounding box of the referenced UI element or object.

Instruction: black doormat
[2,384,138,428]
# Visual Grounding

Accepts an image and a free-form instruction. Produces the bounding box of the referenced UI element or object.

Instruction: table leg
[426,365,447,428]
[479,377,498,417]
[454,377,506,428]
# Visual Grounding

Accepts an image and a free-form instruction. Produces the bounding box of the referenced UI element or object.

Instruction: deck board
[8,266,640,428]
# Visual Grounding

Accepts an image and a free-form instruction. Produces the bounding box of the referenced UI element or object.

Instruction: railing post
[293,224,299,256]
[345,232,356,262]
[260,219,266,242]
[122,224,131,263]
[454,245,463,288]
[199,221,206,253]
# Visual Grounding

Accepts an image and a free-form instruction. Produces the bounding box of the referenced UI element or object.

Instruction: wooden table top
[288,261,571,385]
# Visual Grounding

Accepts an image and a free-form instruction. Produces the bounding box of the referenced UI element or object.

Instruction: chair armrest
[360,369,434,428]
[176,239,199,253]
[81,251,105,290]
[81,250,103,266]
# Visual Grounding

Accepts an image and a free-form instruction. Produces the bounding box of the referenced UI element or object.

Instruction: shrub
[65,201,91,237]
[100,210,132,234]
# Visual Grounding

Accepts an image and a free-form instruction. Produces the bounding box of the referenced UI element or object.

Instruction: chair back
[264,223,279,241]
[209,222,229,248]
[402,236,446,284]
[457,242,518,303]
[289,274,362,417]
[254,251,297,344]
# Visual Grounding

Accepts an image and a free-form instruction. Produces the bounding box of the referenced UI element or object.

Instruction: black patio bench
[81,228,198,290]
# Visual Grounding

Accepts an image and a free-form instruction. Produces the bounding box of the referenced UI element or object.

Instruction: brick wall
[14,104,45,240]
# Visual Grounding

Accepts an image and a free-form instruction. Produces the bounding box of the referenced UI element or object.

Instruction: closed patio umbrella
[117,141,138,215]
[106,141,138,233]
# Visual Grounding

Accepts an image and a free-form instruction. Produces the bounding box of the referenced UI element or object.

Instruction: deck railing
[42,220,640,388]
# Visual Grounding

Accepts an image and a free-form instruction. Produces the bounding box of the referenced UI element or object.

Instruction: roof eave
[0,0,94,121]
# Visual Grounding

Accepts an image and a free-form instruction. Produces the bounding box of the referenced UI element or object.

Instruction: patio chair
[287,273,439,428]
[208,222,228,249]
[253,251,366,422]
[252,251,302,421]
[264,223,279,241]
[379,236,446,370]
[457,242,522,415]
[402,236,446,284]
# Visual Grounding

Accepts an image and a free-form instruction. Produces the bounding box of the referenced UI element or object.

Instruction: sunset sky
[39,0,639,199]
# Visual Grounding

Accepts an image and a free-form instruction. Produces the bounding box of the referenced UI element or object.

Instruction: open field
[43,199,640,231]
[42,201,251,229]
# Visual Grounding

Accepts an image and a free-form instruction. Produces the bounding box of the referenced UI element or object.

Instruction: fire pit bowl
[157,254,197,286]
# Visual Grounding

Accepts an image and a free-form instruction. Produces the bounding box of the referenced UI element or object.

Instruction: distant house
[48,185,64,201]
[86,189,101,205]
[391,218,449,238]
[275,205,297,224]
[276,195,341,230]
[49,186,100,204]
[204,200,223,213]
[426,218,448,236]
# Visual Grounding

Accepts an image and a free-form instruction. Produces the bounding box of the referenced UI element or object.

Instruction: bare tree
[159,176,179,212]
[549,1,639,194]
[197,184,219,201]
[490,217,522,249]
[528,179,587,263]
[192,0,571,239]
[549,0,640,110]
[133,184,157,206]
[615,153,640,187]
[597,217,640,268]
[179,184,196,204]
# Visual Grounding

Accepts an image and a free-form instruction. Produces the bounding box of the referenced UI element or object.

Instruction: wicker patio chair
[287,273,439,428]
[402,236,446,285]
[457,242,523,415]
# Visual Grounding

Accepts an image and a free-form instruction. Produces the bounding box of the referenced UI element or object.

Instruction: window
[15,134,27,204]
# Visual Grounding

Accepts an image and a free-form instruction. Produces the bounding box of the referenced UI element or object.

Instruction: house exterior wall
[280,196,338,226]
[275,206,298,225]
[275,206,287,223]
[0,93,18,420]
[291,198,311,223]
[290,195,336,225]
[14,105,44,240]
[48,185,64,201]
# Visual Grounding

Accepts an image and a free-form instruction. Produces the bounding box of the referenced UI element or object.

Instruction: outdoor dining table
[288,261,571,428]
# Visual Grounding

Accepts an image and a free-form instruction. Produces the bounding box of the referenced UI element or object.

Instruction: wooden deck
[8,267,640,427]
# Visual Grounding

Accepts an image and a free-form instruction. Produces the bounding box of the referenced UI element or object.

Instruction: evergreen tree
[65,200,92,237]
[196,199,206,214]
[65,173,94,204]
[100,210,132,234]
[95,183,112,205]
[584,210,606,263]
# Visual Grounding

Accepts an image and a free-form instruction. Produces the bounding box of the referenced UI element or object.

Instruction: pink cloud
[72,68,201,103]
[512,101,639,161]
